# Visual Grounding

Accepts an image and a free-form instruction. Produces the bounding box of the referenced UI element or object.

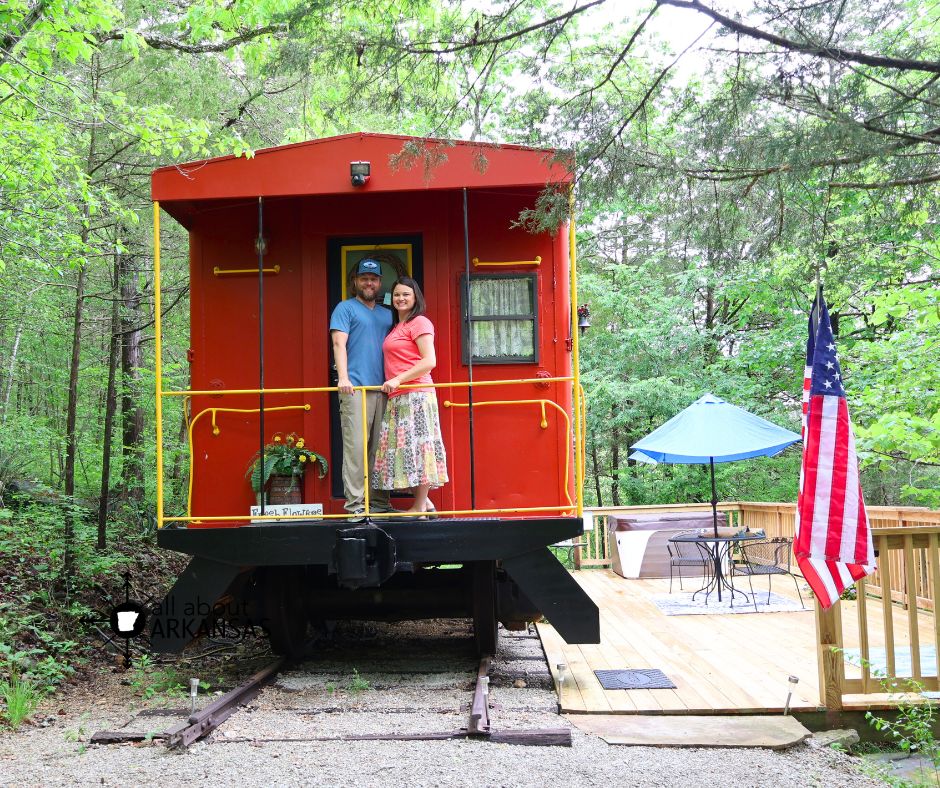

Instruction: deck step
[565,713,811,749]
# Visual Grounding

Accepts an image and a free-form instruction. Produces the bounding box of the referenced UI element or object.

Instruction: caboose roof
[152,132,572,226]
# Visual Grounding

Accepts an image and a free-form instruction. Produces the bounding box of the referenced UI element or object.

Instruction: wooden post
[815,600,844,712]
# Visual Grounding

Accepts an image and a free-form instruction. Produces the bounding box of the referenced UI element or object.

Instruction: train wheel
[263,568,309,658]
[472,561,498,657]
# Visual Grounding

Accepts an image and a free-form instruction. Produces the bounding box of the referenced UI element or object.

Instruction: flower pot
[264,474,302,506]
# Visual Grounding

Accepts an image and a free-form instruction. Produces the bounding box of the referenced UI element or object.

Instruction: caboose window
[461,274,538,364]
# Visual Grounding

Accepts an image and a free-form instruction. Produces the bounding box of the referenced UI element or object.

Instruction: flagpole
[814,263,823,335]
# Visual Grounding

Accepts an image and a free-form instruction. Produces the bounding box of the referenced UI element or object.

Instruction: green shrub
[0,670,41,729]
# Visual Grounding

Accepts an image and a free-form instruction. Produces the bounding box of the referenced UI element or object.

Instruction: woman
[372,277,448,516]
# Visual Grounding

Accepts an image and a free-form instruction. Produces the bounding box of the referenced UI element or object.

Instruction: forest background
[0,0,937,709]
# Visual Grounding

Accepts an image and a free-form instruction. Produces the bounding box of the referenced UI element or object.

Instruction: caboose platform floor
[538,569,823,715]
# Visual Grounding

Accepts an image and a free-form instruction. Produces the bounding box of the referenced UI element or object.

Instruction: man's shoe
[347,508,366,523]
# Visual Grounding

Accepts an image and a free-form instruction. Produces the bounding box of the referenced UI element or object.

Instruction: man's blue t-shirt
[329,298,392,387]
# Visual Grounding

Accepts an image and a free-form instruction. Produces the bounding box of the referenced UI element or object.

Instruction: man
[330,258,393,519]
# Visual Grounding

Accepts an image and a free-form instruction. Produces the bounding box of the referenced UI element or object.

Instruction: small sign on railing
[249,503,324,523]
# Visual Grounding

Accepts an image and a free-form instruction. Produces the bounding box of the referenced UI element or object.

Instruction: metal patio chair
[667,530,711,593]
[732,536,806,610]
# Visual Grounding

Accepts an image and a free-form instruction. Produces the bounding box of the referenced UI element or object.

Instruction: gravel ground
[0,621,884,787]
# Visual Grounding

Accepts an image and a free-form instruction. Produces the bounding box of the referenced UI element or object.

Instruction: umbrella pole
[709,457,719,538]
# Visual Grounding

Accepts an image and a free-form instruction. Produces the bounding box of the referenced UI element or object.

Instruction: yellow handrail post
[569,186,584,519]
[153,202,164,530]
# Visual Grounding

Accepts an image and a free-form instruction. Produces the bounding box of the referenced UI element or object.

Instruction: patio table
[668,532,763,606]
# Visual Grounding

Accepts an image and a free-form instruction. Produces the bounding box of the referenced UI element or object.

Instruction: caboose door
[325,235,424,501]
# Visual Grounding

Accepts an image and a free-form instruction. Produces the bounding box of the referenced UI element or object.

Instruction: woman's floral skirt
[372,391,449,491]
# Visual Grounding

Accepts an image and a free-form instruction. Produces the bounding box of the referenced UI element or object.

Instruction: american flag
[794,292,875,608]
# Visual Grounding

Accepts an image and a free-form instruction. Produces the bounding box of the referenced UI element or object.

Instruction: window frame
[460,272,539,365]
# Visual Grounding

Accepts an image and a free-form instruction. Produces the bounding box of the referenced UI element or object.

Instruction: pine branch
[100,25,285,54]
[658,0,940,74]
[401,0,608,55]
[830,172,940,189]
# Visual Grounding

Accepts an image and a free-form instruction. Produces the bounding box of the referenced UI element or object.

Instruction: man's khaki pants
[338,389,391,513]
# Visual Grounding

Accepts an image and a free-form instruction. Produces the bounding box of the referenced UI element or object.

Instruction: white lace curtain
[468,277,535,359]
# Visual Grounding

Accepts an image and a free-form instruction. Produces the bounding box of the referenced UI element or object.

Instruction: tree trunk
[98,242,122,550]
[63,55,99,585]
[590,428,603,507]
[120,252,145,499]
[63,262,87,498]
[62,259,86,584]
[610,414,621,507]
[1,318,23,423]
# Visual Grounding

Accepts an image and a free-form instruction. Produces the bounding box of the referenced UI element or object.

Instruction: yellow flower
[296,439,305,449]
[273,435,282,443]
[299,455,307,463]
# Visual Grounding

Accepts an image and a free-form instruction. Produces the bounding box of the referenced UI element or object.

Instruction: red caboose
[150,133,598,655]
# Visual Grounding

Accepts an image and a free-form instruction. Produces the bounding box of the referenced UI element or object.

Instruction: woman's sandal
[425,502,439,520]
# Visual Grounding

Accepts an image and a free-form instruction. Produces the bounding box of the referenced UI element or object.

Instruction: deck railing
[580,502,940,568]
[582,501,940,709]
[818,524,940,709]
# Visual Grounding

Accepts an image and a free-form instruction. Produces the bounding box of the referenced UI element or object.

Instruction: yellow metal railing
[154,203,165,528]
[472,256,541,267]
[167,378,576,524]
[153,200,586,527]
[213,265,281,276]
[569,186,583,518]
[443,398,575,511]
[186,404,310,517]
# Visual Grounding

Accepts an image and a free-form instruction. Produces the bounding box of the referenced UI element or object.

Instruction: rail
[165,377,579,525]
[817,524,940,709]
[580,502,940,571]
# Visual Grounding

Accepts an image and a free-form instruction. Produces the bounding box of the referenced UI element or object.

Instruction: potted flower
[246,432,329,505]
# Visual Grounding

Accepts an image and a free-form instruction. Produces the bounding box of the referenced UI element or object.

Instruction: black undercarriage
[151,517,600,657]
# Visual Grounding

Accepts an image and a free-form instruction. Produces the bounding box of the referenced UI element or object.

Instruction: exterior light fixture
[577,304,592,334]
[350,160,371,187]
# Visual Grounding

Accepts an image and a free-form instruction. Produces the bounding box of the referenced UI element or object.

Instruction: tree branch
[401,0,608,55]
[0,0,50,68]
[100,25,284,54]
[583,22,715,174]
[870,450,940,468]
[658,0,940,73]
[563,4,660,107]
[830,172,940,189]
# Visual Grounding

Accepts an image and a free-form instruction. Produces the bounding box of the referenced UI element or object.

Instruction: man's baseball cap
[355,259,382,276]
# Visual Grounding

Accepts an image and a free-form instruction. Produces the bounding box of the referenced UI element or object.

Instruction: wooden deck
[538,569,934,714]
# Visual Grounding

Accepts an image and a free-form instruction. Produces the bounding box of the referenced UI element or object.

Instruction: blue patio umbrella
[631,393,800,537]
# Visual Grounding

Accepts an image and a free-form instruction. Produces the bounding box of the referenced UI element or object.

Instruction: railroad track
[91,620,570,749]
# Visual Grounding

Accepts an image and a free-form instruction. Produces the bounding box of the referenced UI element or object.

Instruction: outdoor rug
[843,647,938,679]
[650,591,809,616]
[594,669,677,690]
